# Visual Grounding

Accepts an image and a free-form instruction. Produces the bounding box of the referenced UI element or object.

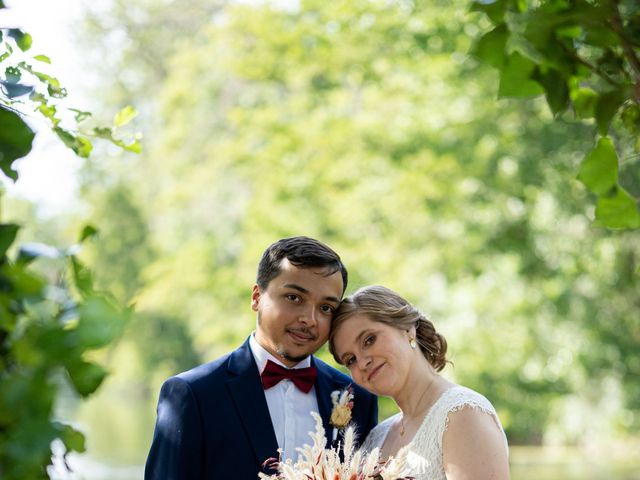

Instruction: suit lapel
[226,340,279,472]
[313,357,348,448]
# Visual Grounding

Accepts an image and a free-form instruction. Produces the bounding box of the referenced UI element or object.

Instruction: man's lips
[287,329,316,343]
[367,363,385,382]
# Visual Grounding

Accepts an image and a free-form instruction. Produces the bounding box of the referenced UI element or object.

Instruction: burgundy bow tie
[260,360,317,393]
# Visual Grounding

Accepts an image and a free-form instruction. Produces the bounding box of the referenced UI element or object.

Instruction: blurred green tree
[77,0,639,447]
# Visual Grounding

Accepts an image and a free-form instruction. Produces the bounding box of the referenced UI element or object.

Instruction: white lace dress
[361,386,508,480]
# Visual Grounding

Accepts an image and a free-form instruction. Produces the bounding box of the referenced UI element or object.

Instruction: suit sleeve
[145,377,204,480]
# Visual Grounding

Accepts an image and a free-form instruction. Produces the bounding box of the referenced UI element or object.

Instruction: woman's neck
[395,357,440,419]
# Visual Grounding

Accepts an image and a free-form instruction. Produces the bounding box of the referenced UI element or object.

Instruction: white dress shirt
[249,333,320,462]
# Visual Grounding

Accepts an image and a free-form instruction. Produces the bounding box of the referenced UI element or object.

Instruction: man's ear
[251,284,261,312]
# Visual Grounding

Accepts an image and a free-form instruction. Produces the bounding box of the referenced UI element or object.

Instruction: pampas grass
[259,412,413,480]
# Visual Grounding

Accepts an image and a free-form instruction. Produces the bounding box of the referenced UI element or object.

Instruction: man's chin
[277,346,317,364]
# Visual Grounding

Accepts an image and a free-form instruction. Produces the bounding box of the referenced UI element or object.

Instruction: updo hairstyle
[329,285,448,371]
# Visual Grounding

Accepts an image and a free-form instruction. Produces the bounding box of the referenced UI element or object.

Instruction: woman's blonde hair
[329,285,448,371]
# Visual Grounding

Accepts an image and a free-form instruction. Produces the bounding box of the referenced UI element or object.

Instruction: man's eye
[345,356,355,367]
[286,294,300,302]
[320,305,335,314]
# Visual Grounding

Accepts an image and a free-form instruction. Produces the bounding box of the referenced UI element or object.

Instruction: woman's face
[332,313,415,397]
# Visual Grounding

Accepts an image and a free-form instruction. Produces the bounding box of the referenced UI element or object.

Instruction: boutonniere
[329,385,354,441]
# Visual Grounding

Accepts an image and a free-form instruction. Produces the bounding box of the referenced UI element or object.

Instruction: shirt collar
[249,331,312,372]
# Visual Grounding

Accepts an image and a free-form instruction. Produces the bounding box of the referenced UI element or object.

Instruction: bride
[329,285,510,480]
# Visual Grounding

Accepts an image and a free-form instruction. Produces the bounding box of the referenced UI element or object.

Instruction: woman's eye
[285,294,300,302]
[345,356,355,367]
[364,335,375,346]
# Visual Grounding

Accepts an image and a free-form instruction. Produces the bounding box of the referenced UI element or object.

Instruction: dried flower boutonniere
[329,385,354,441]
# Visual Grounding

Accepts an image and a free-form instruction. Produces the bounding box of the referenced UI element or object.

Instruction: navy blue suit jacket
[145,338,378,479]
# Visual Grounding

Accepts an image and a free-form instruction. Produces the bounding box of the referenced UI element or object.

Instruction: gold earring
[410,338,417,349]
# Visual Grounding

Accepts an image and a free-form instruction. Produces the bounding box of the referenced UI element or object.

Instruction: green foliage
[70,0,637,450]
[0,27,141,164]
[471,0,640,230]
[0,229,130,478]
[0,4,139,477]
[0,106,34,180]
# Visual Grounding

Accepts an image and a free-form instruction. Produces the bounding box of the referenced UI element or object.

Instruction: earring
[409,338,417,349]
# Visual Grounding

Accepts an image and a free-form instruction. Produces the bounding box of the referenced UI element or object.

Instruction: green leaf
[70,256,94,297]
[595,89,627,135]
[53,127,93,158]
[53,422,87,453]
[112,137,143,154]
[47,82,67,98]
[620,104,640,132]
[92,126,113,139]
[577,137,618,196]
[8,29,32,51]
[113,105,138,127]
[471,24,509,69]
[33,54,51,64]
[78,225,98,243]
[75,135,93,157]
[556,25,582,38]
[532,67,569,116]
[0,223,19,257]
[66,360,108,397]
[5,65,21,82]
[0,105,35,181]
[37,102,59,125]
[583,25,618,48]
[498,52,545,97]
[470,0,508,24]
[69,108,92,123]
[594,186,640,229]
[0,80,33,98]
[571,87,597,119]
[74,296,128,350]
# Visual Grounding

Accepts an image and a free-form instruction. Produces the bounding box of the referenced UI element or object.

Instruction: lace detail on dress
[361,386,508,480]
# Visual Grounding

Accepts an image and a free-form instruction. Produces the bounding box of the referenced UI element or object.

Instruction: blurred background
[2,0,639,479]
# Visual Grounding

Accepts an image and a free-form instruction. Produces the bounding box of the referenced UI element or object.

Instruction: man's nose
[299,305,318,325]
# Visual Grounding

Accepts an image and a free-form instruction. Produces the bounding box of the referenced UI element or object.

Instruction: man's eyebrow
[282,284,340,304]
[282,283,309,294]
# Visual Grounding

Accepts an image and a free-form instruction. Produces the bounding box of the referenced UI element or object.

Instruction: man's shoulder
[168,341,251,390]
[174,353,232,383]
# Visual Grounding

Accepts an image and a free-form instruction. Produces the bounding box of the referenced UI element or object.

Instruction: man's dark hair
[256,236,348,294]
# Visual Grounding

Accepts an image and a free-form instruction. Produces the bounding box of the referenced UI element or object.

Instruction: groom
[145,236,378,479]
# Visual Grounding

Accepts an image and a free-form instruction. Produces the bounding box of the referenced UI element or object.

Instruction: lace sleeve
[407,386,508,480]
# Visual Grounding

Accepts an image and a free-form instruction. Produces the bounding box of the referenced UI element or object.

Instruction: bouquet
[259,412,414,480]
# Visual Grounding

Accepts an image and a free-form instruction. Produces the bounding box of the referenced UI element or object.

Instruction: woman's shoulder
[436,385,498,416]
[438,385,508,452]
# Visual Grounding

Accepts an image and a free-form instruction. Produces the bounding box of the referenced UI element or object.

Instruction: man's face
[252,258,344,367]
